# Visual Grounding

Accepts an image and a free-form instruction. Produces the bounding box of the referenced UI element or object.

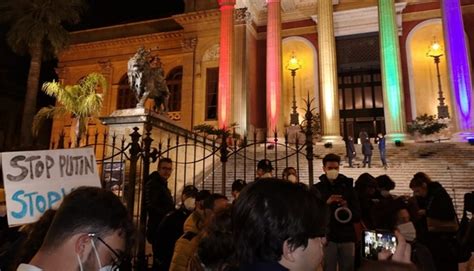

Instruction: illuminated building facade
[52,0,474,143]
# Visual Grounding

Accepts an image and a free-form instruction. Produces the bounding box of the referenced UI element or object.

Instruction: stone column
[318,0,342,143]
[233,8,250,134]
[218,0,236,129]
[266,0,282,134]
[181,37,198,129]
[378,0,408,142]
[441,0,474,140]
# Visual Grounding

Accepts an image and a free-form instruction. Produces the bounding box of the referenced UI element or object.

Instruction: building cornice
[173,9,221,26]
[60,31,183,58]
[311,2,407,36]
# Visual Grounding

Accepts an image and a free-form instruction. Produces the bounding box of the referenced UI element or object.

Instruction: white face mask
[326,169,339,181]
[381,190,391,198]
[183,197,196,211]
[287,174,298,183]
[98,266,114,271]
[397,221,416,242]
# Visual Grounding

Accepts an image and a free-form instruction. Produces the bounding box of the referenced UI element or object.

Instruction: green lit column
[378,0,408,142]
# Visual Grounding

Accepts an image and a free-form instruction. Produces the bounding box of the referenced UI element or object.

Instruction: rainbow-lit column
[266,0,282,134]
[441,0,474,140]
[318,0,342,143]
[378,0,408,142]
[218,0,235,129]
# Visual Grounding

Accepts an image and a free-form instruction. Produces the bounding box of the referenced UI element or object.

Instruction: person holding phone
[312,153,361,271]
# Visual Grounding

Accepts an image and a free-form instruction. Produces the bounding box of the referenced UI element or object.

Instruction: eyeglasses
[88,233,126,270]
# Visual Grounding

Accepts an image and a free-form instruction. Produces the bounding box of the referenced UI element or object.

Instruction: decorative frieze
[202,44,220,62]
[235,7,251,24]
[181,37,198,52]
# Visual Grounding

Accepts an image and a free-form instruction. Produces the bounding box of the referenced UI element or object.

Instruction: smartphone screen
[362,230,397,260]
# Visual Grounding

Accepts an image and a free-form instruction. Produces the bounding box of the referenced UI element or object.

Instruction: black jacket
[145,171,175,242]
[313,174,361,243]
[154,206,192,271]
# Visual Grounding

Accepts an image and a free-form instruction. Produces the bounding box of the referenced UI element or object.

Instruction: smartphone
[361,230,397,260]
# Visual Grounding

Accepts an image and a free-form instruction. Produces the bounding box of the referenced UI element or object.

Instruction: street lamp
[427,39,449,119]
[286,52,302,125]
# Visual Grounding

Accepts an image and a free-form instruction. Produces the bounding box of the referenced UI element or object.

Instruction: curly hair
[233,179,328,264]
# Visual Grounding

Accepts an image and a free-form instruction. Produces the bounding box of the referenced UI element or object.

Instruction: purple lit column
[441,0,474,136]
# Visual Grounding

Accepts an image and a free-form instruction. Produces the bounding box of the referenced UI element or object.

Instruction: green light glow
[378,0,406,135]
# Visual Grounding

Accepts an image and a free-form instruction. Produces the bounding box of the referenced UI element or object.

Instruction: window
[166,67,183,112]
[205,67,219,120]
[117,74,136,110]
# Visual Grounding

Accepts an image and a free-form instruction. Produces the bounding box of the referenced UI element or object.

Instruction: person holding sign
[17,186,134,271]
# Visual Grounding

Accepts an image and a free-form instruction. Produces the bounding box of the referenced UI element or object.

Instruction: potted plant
[408,114,448,142]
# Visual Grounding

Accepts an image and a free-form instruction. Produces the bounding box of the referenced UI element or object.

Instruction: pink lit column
[266,0,282,134]
[218,0,236,129]
[441,0,474,139]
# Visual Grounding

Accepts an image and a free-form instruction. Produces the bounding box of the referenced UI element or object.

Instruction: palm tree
[33,73,107,146]
[0,0,86,146]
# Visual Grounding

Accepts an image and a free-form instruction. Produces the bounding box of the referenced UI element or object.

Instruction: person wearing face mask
[18,186,134,271]
[312,153,361,271]
[282,167,299,183]
[152,185,198,271]
[393,207,436,271]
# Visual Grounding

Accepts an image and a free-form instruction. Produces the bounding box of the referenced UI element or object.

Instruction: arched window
[117,74,136,110]
[166,66,183,112]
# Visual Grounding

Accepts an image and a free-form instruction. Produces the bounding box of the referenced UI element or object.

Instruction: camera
[361,230,397,260]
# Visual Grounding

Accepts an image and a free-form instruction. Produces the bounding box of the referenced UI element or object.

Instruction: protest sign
[1,147,101,226]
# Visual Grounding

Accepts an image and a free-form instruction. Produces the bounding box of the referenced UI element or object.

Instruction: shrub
[408,114,447,136]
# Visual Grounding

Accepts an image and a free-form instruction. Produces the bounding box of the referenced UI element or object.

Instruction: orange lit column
[218,0,236,129]
[266,0,282,134]
[318,0,342,143]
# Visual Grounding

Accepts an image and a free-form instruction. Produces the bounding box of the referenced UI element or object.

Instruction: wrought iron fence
[50,99,320,269]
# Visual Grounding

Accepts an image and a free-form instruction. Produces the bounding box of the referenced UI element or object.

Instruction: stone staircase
[200,142,474,217]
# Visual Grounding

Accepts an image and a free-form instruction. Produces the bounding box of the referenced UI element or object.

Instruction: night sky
[0,0,185,106]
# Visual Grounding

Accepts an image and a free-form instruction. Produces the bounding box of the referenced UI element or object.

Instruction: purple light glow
[442,0,473,131]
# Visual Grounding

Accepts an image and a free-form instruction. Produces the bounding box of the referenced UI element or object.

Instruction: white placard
[1,147,101,226]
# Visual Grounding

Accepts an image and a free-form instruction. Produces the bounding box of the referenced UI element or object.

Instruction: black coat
[313,174,361,243]
[145,171,175,242]
[154,207,192,271]
[346,139,356,158]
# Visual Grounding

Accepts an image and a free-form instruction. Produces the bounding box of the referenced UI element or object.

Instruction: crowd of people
[0,154,473,271]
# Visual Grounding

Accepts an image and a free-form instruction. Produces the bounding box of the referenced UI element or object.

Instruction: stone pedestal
[100,108,188,145]
[286,126,305,145]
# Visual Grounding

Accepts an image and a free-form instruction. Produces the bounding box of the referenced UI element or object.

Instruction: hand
[418,209,426,216]
[378,230,412,264]
[327,195,343,205]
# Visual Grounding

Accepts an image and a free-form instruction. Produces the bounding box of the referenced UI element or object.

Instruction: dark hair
[257,159,273,172]
[355,173,376,194]
[376,174,396,191]
[158,157,172,167]
[196,190,211,202]
[409,172,432,189]
[322,153,341,166]
[203,193,228,210]
[231,179,247,193]
[182,185,198,198]
[359,261,417,271]
[198,207,235,270]
[282,167,296,179]
[233,178,328,264]
[42,187,134,252]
